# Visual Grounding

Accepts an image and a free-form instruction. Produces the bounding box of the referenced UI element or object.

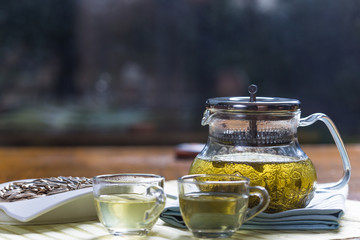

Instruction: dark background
[0,0,359,145]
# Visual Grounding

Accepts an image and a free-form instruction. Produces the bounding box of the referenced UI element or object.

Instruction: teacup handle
[144,185,166,223]
[299,113,351,190]
[245,186,270,221]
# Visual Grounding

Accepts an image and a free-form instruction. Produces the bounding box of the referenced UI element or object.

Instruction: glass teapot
[189,85,351,213]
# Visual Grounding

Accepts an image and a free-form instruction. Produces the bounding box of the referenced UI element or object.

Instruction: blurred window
[0,0,359,145]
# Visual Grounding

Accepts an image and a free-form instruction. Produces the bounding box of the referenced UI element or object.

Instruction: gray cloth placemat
[160,183,347,230]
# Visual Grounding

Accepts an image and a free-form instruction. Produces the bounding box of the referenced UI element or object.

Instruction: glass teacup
[178,174,269,238]
[93,174,166,236]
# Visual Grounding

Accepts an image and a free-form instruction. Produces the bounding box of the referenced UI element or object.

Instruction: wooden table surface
[0,144,359,200]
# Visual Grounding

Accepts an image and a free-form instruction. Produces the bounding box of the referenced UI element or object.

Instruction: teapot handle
[299,113,351,190]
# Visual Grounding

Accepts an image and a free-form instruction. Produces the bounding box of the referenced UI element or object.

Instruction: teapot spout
[201,109,212,126]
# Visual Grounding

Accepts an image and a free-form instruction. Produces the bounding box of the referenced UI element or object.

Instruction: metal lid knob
[248,84,257,102]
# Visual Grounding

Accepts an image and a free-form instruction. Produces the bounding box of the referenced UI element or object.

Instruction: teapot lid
[206,85,300,112]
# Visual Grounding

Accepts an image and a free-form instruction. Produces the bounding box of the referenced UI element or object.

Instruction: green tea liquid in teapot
[190,85,350,213]
[190,153,316,213]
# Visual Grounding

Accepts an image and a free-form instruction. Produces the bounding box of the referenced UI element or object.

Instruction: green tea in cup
[93,174,166,236]
[180,192,248,232]
[178,174,269,238]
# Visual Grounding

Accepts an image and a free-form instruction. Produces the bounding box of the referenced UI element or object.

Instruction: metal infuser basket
[203,85,301,147]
